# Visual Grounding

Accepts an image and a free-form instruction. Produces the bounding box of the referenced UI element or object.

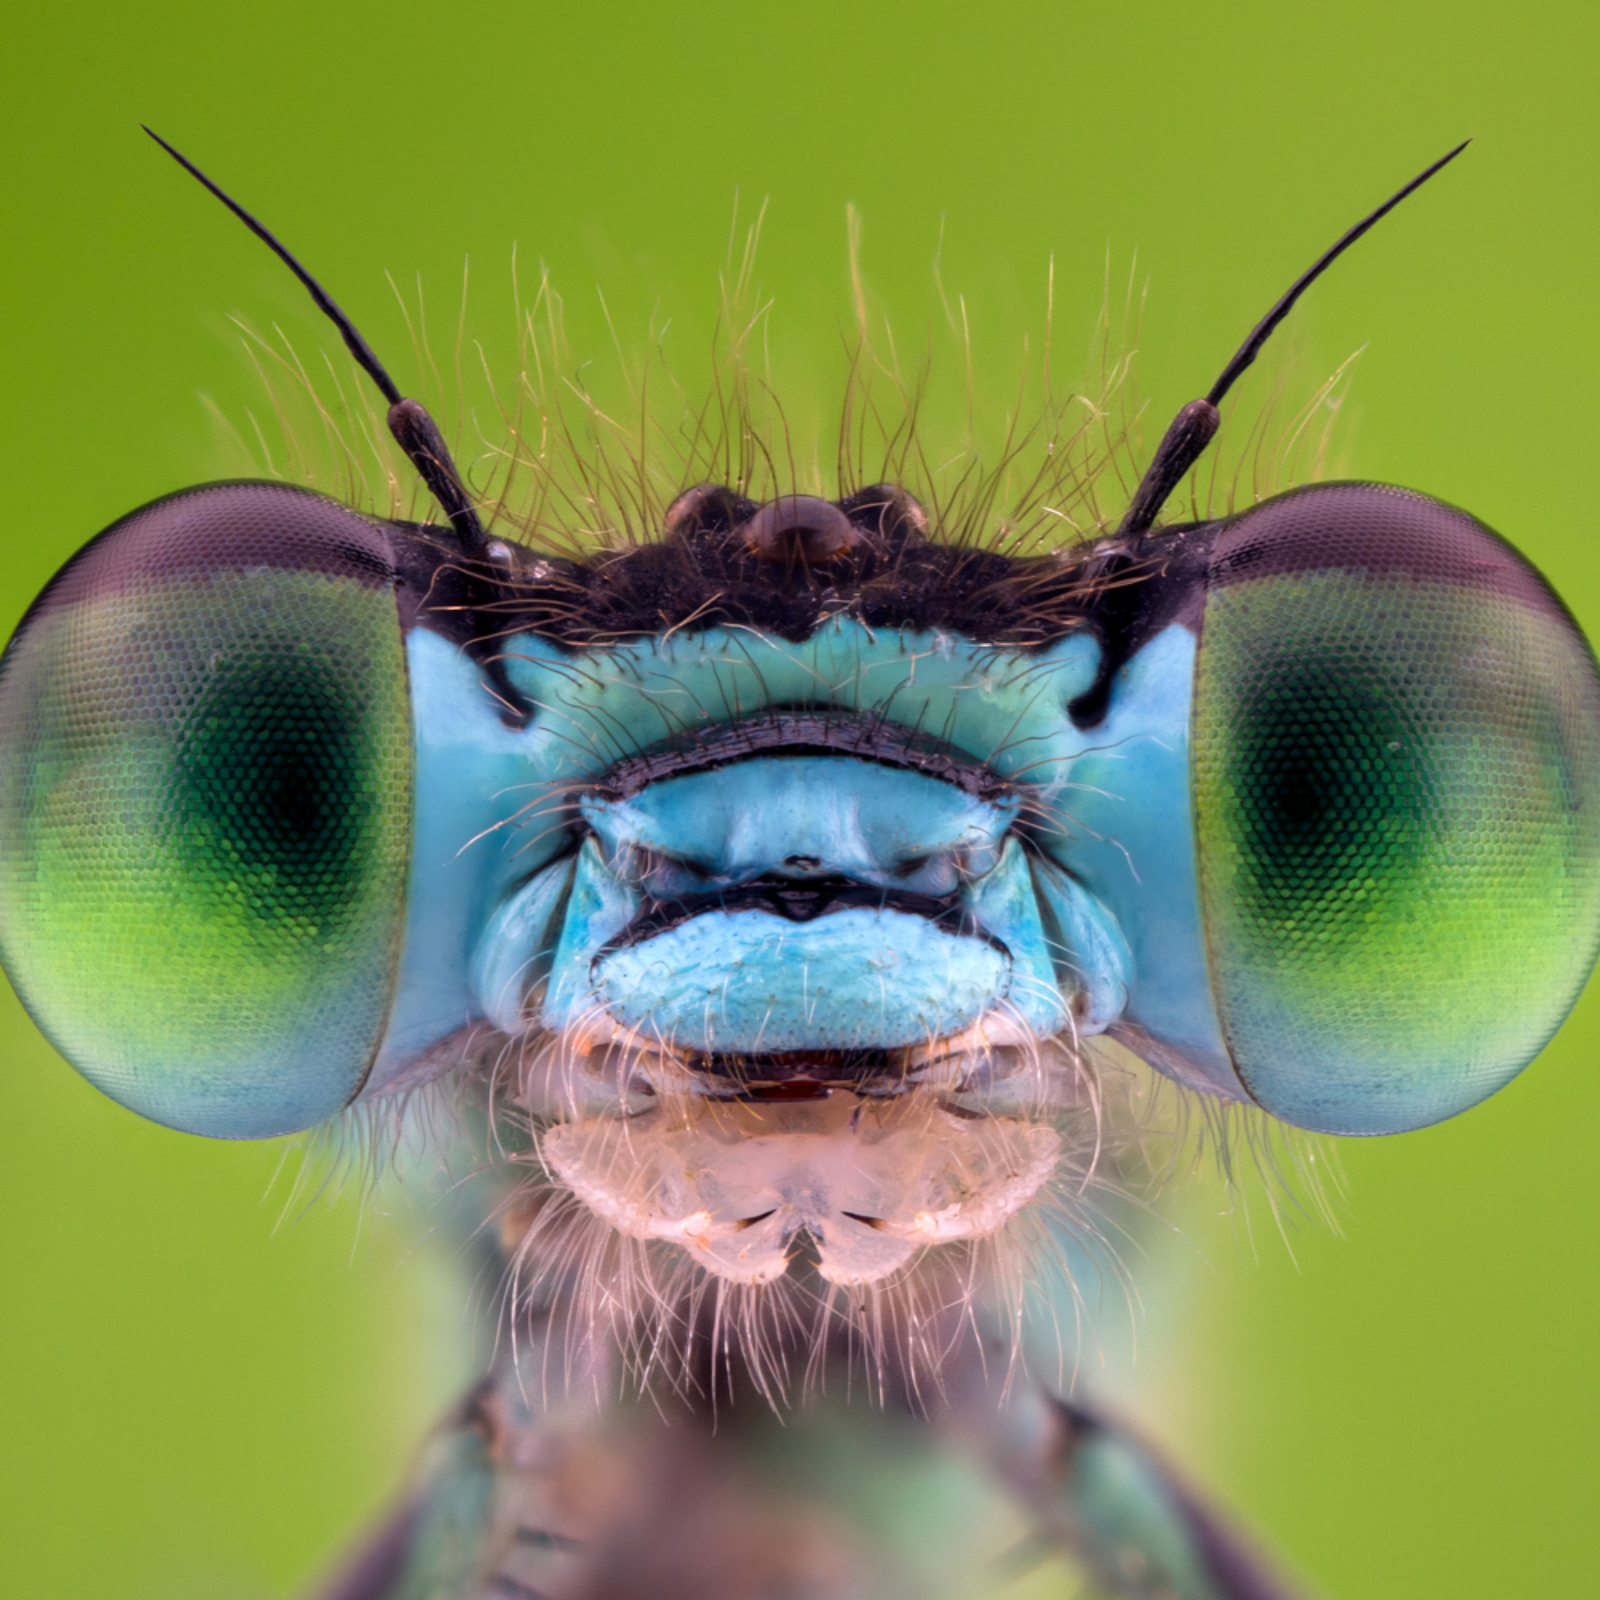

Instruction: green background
[2,3,1595,1596]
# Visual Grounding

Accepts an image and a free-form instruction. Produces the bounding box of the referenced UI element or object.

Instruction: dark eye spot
[172,649,382,936]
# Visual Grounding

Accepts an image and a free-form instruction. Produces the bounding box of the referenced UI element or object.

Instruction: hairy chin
[488,1031,1147,1407]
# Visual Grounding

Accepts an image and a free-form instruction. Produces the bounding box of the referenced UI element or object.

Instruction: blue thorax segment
[361,617,1235,1099]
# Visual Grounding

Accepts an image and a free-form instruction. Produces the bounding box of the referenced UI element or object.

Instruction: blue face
[1,479,1596,1225]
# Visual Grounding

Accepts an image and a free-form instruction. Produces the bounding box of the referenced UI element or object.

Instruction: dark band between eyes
[589,707,1015,802]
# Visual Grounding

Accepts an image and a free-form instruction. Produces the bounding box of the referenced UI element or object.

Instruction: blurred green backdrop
[2,3,1596,1596]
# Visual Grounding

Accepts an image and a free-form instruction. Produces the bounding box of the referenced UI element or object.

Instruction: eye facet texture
[0,484,413,1137]
[1192,483,1600,1134]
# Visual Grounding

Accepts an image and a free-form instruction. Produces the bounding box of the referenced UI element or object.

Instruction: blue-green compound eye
[0,484,414,1138]
[1192,483,1600,1135]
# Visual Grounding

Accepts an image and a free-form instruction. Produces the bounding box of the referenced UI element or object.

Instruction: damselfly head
[1,137,1597,1392]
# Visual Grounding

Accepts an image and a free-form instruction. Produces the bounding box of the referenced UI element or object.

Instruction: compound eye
[0,483,414,1138]
[1192,482,1600,1134]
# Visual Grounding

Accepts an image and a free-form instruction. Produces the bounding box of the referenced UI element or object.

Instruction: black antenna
[143,126,490,555]
[1117,140,1470,538]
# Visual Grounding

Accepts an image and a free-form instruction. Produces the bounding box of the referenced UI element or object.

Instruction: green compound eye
[0,483,413,1138]
[1193,482,1600,1135]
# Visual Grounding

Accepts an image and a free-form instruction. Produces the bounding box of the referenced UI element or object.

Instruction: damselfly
[2,134,1594,1599]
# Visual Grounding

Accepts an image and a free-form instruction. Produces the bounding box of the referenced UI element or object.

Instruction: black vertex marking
[384,495,1220,707]
[453,495,1120,652]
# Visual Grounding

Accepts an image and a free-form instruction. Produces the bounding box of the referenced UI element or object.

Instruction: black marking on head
[388,487,1225,733]
[1063,523,1217,729]
[466,486,1111,651]
[589,708,1019,801]
[597,880,998,951]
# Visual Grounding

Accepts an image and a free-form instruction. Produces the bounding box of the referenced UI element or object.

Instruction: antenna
[1117,140,1470,538]
[143,126,490,555]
